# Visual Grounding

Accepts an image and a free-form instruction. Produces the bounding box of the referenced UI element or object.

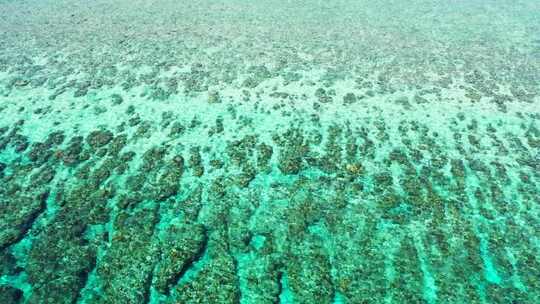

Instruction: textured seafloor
[0,0,539,303]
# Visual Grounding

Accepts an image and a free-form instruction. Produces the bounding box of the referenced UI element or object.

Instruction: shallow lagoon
[0,0,539,303]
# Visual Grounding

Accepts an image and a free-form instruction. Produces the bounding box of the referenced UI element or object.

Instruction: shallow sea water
[0,0,539,303]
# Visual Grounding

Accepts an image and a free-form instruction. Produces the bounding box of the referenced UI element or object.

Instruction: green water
[0,0,539,303]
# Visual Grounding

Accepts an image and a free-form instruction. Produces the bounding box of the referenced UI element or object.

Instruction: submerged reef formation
[0,0,539,303]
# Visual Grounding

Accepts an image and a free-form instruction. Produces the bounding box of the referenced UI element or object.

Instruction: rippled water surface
[0,1,539,303]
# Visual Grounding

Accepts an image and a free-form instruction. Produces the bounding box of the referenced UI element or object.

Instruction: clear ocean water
[0,0,539,303]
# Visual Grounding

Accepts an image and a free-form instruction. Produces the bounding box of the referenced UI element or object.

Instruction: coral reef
[0,0,539,303]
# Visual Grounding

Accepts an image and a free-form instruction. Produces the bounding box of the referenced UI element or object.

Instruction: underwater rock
[275,128,309,174]
[188,147,204,177]
[236,164,257,188]
[314,88,333,103]
[287,239,334,304]
[107,134,127,156]
[153,224,207,294]
[26,206,100,303]
[178,187,203,223]
[12,135,29,153]
[0,285,23,303]
[87,130,114,149]
[207,90,221,104]
[226,135,258,166]
[256,143,273,169]
[0,251,20,276]
[239,250,282,304]
[168,121,186,137]
[156,157,184,200]
[62,136,88,166]
[29,165,56,187]
[140,146,167,172]
[0,192,47,250]
[169,239,240,303]
[97,205,159,303]
[111,93,124,105]
[343,92,357,105]
[27,142,53,165]
[243,65,271,88]
[45,130,65,147]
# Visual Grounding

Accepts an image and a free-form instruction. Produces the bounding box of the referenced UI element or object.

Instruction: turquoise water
[0,0,539,303]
